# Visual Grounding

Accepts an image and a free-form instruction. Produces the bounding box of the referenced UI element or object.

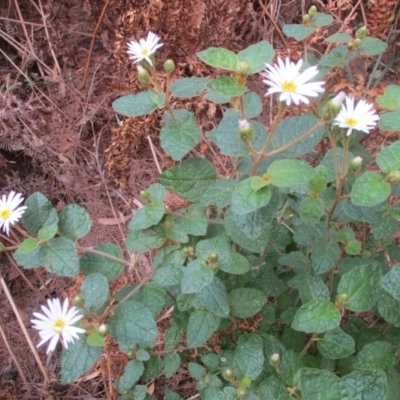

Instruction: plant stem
[299,332,318,359]
[79,247,132,267]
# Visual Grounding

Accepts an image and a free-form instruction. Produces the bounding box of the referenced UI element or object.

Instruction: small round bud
[203,374,211,384]
[220,356,227,363]
[238,119,254,142]
[355,26,367,39]
[140,190,151,203]
[98,324,109,337]
[207,252,219,263]
[347,41,355,50]
[302,14,311,24]
[137,66,150,85]
[164,59,175,74]
[73,295,85,307]
[386,171,400,184]
[336,293,349,308]
[269,353,280,366]
[222,368,235,380]
[350,156,363,171]
[237,387,248,398]
[236,61,250,77]
[241,377,251,387]
[308,6,317,17]
[127,350,135,358]
[322,92,345,121]
[353,38,362,48]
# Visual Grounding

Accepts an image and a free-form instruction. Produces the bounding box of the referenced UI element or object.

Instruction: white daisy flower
[0,191,27,236]
[334,96,380,136]
[127,31,163,66]
[31,298,86,354]
[261,57,325,106]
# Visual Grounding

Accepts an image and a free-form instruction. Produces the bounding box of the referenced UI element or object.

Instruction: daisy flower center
[0,209,11,220]
[53,319,66,334]
[281,81,297,93]
[141,48,150,57]
[345,117,358,127]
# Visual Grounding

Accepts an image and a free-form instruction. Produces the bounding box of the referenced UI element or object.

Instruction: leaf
[283,24,316,41]
[174,205,207,236]
[118,360,144,394]
[108,302,158,352]
[166,390,184,400]
[197,47,238,71]
[186,310,221,348]
[237,40,275,74]
[267,160,315,187]
[353,341,396,371]
[358,37,388,56]
[142,355,163,381]
[378,111,400,131]
[259,376,291,400]
[160,109,201,161]
[243,92,263,118]
[15,237,39,255]
[232,334,264,380]
[22,192,59,235]
[280,350,303,386]
[188,362,207,380]
[112,91,158,117]
[206,77,247,97]
[200,179,236,207]
[198,277,230,318]
[298,368,352,400]
[164,353,180,379]
[381,264,400,302]
[13,240,41,269]
[228,288,266,319]
[343,370,387,400]
[320,148,354,183]
[205,92,231,104]
[87,330,104,347]
[80,244,124,281]
[320,49,350,67]
[181,259,215,294]
[61,336,102,384]
[136,349,150,361]
[39,237,79,276]
[376,85,400,111]
[128,201,165,230]
[126,225,167,253]
[289,269,329,303]
[311,236,341,275]
[270,115,325,158]
[159,158,216,203]
[325,33,352,43]
[375,286,400,327]
[38,224,58,241]
[170,78,210,98]
[81,273,110,314]
[231,177,272,215]
[311,12,333,27]
[317,328,355,359]
[153,265,185,287]
[292,300,341,333]
[338,263,382,312]
[58,204,92,240]
[376,141,400,173]
[299,197,325,223]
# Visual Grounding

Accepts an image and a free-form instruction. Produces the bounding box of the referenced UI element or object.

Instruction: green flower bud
[269,353,280,367]
[237,387,248,398]
[98,324,109,337]
[355,26,367,39]
[222,368,235,380]
[336,293,349,308]
[386,171,400,184]
[207,252,219,263]
[322,92,345,121]
[353,38,362,48]
[238,119,254,142]
[349,156,363,171]
[72,295,85,307]
[127,350,135,358]
[236,61,250,77]
[303,14,311,24]
[347,41,355,50]
[137,65,150,85]
[164,59,175,74]
[140,190,151,204]
[241,377,251,387]
[308,5,317,17]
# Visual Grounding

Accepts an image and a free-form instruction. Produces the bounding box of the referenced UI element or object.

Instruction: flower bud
[237,387,248,399]
[222,368,235,380]
[242,377,251,387]
[137,65,150,85]
[322,92,345,121]
[353,38,362,48]
[127,350,135,358]
[236,61,251,77]
[308,5,317,17]
[336,293,349,309]
[350,156,363,171]
[386,171,400,184]
[238,119,254,142]
[98,324,109,337]
[207,251,219,263]
[73,295,85,307]
[355,26,367,39]
[347,41,355,50]
[269,353,280,366]
[303,14,311,24]
[140,190,151,203]
[164,59,175,74]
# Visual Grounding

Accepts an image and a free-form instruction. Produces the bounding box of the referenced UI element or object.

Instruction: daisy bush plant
[3,5,400,399]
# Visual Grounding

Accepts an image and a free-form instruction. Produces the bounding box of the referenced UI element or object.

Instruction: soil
[0,0,399,399]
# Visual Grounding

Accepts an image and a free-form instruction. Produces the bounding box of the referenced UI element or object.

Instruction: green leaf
[243,92,263,118]
[81,273,110,314]
[188,362,207,380]
[259,376,291,400]
[58,204,92,240]
[118,360,144,394]
[187,310,221,348]
[206,77,247,97]
[61,336,102,384]
[127,282,166,318]
[289,270,329,303]
[299,197,325,223]
[15,237,39,255]
[325,33,352,43]
[166,390,184,400]
[170,78,210,98]
[22,192,58,235]
[311,12,333,27]
[233,334,264,380]
[174,205,207,236]
[267,160,315,187]
[281,350,303,386]
[200,179,236,207]
[358,37,388,56]
[292,300,341,333]
[197,47,238,71]
[375,286,400,327]
[343,370,387,400]
[112,91,157,117]
[353,341,396,371]
[283,24,316,41]
[352,172,391,207]
[338,263,382,312]
[87,330,104,347]
[153,265,185,287]
[298,368,352,400]
[320,49,350,67]
[204,92,231,104]
[142,355,163,381]
[129,201,165,231]
[228,288,266,319]
[165,217,189,243]
[237,40,275,74]
[320,148,354,183]
[13,240,41,269]
[38,224,58,241]
[147,183,166,202]
[317,328,355,359]
[80,244,124,281]
[311,236,341,275]
[126,225,167,253]
[376,85,400,111]
[108,302,158,352]
[39,237,79,276]
[136,349,150,361]
[377,141,400,173]
[231,178,272,215]
[160,109,201,161]
[198,277,230,318]
[381,264,400,301]
[164,353,181,378]
[159,158,216,203]
[181,259,215,294]
[378,111,400,131]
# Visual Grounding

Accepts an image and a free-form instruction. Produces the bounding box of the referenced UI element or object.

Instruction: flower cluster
[0,191,27,236]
